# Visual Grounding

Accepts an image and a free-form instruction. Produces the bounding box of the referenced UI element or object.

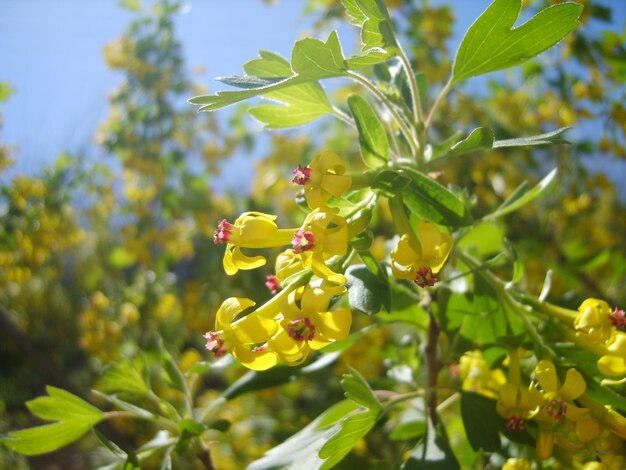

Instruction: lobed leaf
[248,400,360,470]
[100,360,150,396]
[341,366,382,411]
[319,409,378,470]
[26,386,103,423]
[341,0,399,54]
[1,421,94,456]
[451,0,583,85]
[291,31,347,79]
[1,386,105,456]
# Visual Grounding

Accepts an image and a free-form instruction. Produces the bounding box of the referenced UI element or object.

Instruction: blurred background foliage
[0,0,624,468]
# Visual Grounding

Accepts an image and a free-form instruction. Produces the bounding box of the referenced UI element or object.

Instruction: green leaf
[1,421,94,456]
[1,387,105,456]
[401,420,460,470]
[371,170,411,197]
[346,264,391,315]
[348,95,389,168]
[159,342,186,393]
[446,127,494,158]
[319,409,378,470]
[342,0,399,54]
[341,367,382,411]
[100,360,150,396]
[460,392,501,452]
[175,419,206,454]
[390,421,426,441]
[487,168,557,220]
[400,168,472,226]
[248,400,360,470]
[345,48,391,69]
[458,221,505,257]
[291,31,346,79]
[246,51,334,128]
[222,353,340,401]
[493,127,572,148]
[190,32,348,113]
[91,390,156,420]
[26,386,103,422]
[451,0,583,84]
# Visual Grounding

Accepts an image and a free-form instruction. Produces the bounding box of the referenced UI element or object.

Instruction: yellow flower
[575,298,614,344]
[287,210,349,285]
[597,332,626,378]
[292,151,352,209]
[496,350,542,432]
[458,350,506,399]
[502,458,532,470]
[497,383,543,432]
[203,297,279,371]
[269,285,351,366]
[391,222,453,286]
[534,359,588,459]
[214,212,296,275]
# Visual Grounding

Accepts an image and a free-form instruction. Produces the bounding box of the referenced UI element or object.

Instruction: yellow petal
[233,345,279,371]
[575,414,600,442]
[313,150,345,173]
[598,355,626,377]
[536,428,554,460]
[231,246,267,271]
[216,297,256,330]
[536,360,558,393]
[315,308,352,341]
[300,288,332,315]
[392,235,420,265]
[417,222,442,258]
[560,368,586,401]
[311,254,347,285]
[233,314,278,344]
[321,174,351,197]
[497,383,519,409]
[305,187,325,209]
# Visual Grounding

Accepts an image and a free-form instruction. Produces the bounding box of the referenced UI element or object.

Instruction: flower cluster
[206,151,455,369]
[574,298,626,380]
[494,352,626,462]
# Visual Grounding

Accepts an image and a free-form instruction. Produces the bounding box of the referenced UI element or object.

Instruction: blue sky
[1,0,623,192]
[0,0,317,178]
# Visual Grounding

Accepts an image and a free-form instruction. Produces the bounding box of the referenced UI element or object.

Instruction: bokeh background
[1,0,625,468]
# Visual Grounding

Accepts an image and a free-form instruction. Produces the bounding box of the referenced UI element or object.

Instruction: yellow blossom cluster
[207,151,454,369]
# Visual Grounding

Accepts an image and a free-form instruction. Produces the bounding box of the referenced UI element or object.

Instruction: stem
[425,297,440,426]
[346,71,421,158]
[104,410,179,432]
[424,77,452,132]
[332,106,356,127]
[511,291,577,326]
[398,47,424,126]
[456,249,556,359]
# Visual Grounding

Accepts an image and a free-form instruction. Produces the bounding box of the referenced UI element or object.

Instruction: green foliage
[348,95,389,168]
[451,0,583,85]
[3,0,626,468]
[399,167,473,226]
[1,387,104,456]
